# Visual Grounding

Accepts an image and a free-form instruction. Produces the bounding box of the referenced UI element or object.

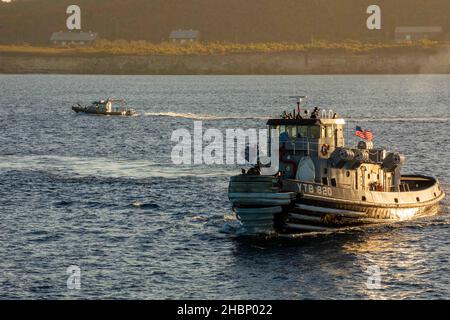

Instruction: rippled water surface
[0,75,449,299]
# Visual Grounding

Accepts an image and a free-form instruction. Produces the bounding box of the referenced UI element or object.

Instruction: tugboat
[228,98,445,235]
[72,98,136,116]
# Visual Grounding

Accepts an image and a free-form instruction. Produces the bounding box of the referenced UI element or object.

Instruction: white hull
[229,177,444,235]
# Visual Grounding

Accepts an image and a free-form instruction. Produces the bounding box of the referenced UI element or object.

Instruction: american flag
[355,126,373,141]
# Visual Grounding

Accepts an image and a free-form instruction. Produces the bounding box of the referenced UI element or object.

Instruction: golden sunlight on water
[1,74,449,299]
[342,230,442,299]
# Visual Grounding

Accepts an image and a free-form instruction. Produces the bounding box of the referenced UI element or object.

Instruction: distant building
[169,29,200,44]
[394,26,443,42]
[50,31,98,47]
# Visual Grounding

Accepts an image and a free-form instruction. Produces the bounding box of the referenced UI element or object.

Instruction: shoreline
[2,49,450,75]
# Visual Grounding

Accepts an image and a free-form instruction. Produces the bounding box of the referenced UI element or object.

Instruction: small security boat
[72,98,136,116]
[228,98,445,235]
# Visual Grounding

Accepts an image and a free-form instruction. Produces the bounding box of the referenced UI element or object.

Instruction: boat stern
[228,174,296,234]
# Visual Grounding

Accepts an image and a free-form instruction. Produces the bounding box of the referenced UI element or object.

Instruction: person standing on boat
[311,107,320,119]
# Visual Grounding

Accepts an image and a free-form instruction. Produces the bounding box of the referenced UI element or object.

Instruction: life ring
[321,144,330,156]
[279,143,297,176]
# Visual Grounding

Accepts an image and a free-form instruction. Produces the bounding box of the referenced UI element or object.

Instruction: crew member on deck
[311,107,319,119]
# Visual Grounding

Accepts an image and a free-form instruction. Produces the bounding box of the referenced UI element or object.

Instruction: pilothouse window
[309,126,320,139]
[326,126,333,138]
[321,126,326,138]
[297,126,308,138]
[286,126,297,138]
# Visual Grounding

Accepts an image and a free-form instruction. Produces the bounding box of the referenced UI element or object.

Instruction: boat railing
[320,109,335,119]
[400,182,411,192]
[282,140,321,152]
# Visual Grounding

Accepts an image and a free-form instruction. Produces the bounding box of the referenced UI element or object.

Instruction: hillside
[0,0,449,44]
[2,47,450,74]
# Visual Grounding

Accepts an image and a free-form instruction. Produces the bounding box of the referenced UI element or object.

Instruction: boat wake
[0,155,236,179]
[144,113,450,123]
[221,210,450,240]
[347,117,450,123]
[144,112,269,121]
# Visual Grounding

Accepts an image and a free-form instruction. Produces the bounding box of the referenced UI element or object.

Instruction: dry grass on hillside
[0,39,441,56]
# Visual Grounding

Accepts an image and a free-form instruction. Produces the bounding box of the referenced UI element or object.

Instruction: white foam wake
[144,112,450,123]
[144,112,269,121]
[0,155,236,179]
[347,117,450,123]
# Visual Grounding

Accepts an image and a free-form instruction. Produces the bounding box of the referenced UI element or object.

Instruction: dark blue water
[0,75,449,299]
